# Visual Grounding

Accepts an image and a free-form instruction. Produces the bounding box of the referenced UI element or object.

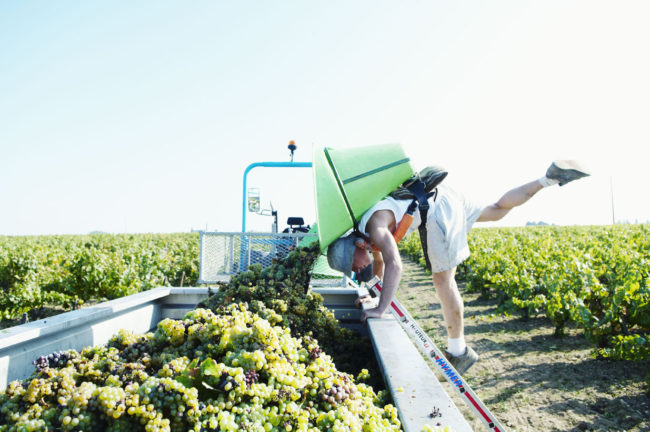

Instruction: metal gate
[197,231,348,287]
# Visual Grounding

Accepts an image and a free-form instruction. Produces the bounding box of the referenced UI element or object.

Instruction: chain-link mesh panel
[198,232,346,286]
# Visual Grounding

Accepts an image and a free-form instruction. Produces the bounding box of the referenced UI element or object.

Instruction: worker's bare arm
[372,250,384,279]
[361,210,402,321]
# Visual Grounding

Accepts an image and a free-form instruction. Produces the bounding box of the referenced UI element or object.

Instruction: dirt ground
[397,259,650,432]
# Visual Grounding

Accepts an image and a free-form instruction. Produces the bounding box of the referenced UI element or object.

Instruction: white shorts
[425,185,485,273]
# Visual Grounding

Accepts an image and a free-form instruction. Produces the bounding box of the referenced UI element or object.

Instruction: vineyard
[399,224,650,362]
[1,225,648,430]
[0,233,200,326]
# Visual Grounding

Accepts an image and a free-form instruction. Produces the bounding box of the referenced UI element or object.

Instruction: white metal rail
[365,276,507,432]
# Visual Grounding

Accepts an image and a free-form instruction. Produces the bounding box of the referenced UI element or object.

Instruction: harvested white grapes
[0,243,452,431]
[198,242,384,390]
[1,304,405,431]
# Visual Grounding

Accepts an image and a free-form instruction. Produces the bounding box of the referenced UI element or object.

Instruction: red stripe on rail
[465,392,497,429]
[390,302,405,318]
[373,282,406,318]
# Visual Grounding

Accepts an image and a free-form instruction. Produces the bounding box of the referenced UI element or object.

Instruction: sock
[538,176,560,188]
[447,337,466,357]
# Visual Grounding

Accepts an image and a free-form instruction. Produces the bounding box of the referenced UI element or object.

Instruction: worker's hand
[361,307,385,323]
[354,295,372,309]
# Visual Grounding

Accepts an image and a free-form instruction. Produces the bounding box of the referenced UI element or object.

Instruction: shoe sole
[548,160,591,186]
[552,160,589,173]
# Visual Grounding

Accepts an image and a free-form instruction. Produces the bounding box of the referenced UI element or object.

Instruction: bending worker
[327,160,590,374]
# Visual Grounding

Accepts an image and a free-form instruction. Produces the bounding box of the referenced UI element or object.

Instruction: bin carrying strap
[398,178,436,271]
[356,175,438,272]
[390,166,448,271]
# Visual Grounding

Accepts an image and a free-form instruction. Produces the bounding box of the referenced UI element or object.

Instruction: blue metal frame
[241,161,312,232]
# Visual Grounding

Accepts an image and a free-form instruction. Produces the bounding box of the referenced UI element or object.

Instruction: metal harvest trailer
[0,285,472,432]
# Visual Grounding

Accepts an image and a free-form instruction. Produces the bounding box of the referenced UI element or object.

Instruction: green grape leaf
[200,358,220,376]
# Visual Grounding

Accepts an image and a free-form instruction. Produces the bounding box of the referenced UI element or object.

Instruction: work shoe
[545,160,591,186]
[444,346,479,375]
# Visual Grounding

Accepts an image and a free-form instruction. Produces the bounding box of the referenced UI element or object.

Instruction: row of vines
[0,233,200,322]
[398,224,650,361]
[3,227,647,360]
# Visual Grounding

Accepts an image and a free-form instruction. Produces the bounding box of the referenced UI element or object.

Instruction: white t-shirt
[358,196,423,236]
[357,184,485,272]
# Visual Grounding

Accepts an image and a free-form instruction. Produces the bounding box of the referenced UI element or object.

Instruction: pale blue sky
[2,1,648,235]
